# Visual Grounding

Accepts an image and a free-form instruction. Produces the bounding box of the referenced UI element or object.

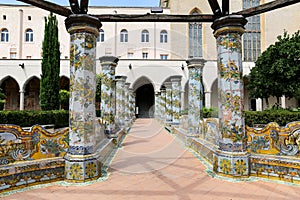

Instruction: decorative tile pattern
[164,82,173,123]
[187,60,205,134]
[171,77,182,125]
[160,89,166,121]
[246,122,300,156]
[0,125,69,164]
[69,32,96,152]
[215,28,246,152]
[115,76,127,129]
[124,83,131,127]
[99,57,118,135]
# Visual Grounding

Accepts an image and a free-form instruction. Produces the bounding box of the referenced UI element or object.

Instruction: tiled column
[186,58,206,135]
[99,56,119,137]
[115,75,127,130]
[160,87,166,121]
[129,88,135,121]
[171,76,182,125]
[64,14,102,182]
[211,15,249,177]
[124,83,131,126]
[19,90,24,110]
[164,82,173,124]
[155,92,161,119]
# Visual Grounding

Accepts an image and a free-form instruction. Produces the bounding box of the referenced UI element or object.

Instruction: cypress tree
[40,13,60,110]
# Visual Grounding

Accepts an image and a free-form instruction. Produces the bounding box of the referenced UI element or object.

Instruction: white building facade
[0,1,299,114]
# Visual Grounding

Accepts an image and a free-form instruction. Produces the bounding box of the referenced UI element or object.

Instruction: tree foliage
[40,13,60,110]
[247,30,300,106]
[0,88,6,110]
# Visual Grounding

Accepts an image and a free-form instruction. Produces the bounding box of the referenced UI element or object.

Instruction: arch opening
[0,77,20,110]
[135,83,155,118]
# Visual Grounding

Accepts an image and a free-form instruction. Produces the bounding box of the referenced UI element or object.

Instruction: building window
[243,0,261,61]
[25,29,33,42]
[128,52,133,59]
[142,52,148,59]
[28,16,31,20]
[160,54,168,60]
[3,15,6,20]
[97,29,104,42]
[189,11,202,58]
[10,52,17,59]
[141,30,149,42]
[120,29,128,42]
[160,30,168,43]
[1,29,9,42]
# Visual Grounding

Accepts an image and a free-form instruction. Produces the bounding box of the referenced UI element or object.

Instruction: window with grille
[189,11,202,58]
[120,29,128,42]
[25,29,34,42]
[141,30,149,42]
[243,0,261,61]
[1,29,9,42]
[160,30,168,43]
[97,29,104,42]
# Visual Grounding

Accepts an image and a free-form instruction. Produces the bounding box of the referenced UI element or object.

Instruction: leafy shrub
[0,110,68,128]
[244,110,300,126]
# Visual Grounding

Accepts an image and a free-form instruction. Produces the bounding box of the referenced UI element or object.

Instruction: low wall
[172,118,300,184]
[0,124,69,192]
[0,122,127,192]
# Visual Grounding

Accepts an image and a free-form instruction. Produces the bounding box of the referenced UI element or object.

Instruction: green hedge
[244,110,300,126]
[0,110,68,128]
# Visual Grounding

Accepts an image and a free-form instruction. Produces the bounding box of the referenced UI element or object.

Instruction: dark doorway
[136,84,154,118]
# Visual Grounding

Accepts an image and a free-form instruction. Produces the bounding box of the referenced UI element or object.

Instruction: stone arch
[23,76,40,110]
[0,76,20,110]
[131,76,155,92]
[189,7,202,14]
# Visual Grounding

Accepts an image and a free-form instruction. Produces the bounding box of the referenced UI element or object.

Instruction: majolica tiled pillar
[186,58,206,135]
[129,88,135,121]
[115,75,127,130]
[124,83,131,126]
[171,76,182,125]
[160,87,166,121]
[64,15,102,182]
[164,82,173,124]
[211,15,249,177]
[155,92,161,119]
[99,56,119,136]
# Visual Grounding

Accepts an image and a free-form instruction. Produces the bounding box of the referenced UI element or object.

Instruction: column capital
[170,75,182,83]
[164,82,172,89]
[211,15,247,37]
[115,75,127,82]
[65,14,102,35]
[99,56,119,66]
[186,58,206,69]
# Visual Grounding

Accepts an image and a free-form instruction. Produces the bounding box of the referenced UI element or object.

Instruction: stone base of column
[213,150,250,178]
[64,153,101,182]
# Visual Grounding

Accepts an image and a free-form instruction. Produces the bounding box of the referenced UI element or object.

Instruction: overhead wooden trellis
[17,0,300,22]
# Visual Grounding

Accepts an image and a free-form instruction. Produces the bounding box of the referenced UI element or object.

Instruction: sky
[1,0,160,7]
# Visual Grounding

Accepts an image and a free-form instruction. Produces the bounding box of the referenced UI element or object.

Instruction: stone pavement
[2,119,300,200]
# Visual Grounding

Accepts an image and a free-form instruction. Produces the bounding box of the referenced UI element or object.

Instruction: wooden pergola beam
[235,0,300,18]
[17,0,72,17]
[80,0,89,14]
[69,0,80,14]
[207,0,222,17]
[92,14,215,22]
[222,0,229,15]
